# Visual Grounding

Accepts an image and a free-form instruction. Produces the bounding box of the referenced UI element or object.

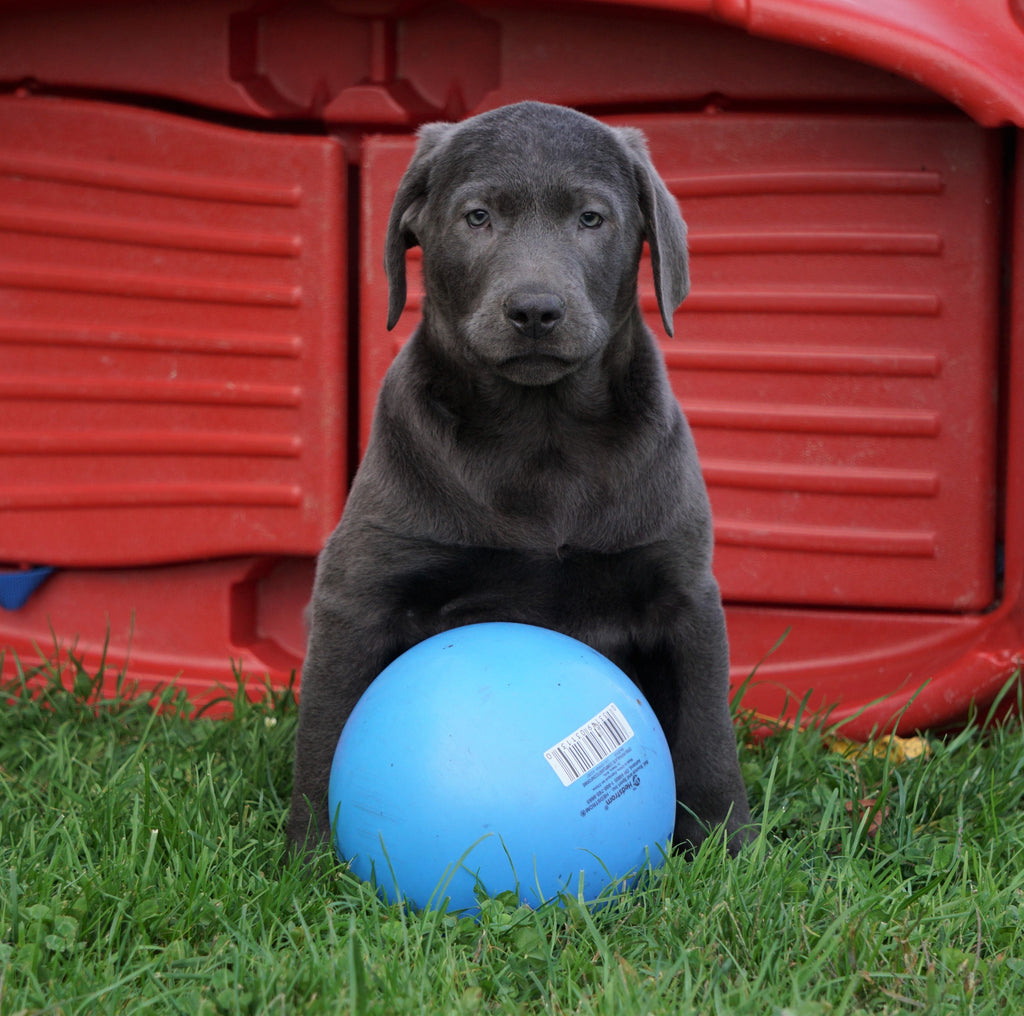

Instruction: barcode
[544,703,634,787]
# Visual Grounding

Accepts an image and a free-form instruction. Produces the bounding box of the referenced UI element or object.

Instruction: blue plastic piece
[328,622,675,913]
[0,567,55,611]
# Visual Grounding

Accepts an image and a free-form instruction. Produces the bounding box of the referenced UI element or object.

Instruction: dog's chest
[466,451,639,550]
[449,417,664,549]
[394,540,684,648]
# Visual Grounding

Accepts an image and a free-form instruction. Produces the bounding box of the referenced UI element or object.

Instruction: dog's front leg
[286,602,398,853]
[646,580,753,856]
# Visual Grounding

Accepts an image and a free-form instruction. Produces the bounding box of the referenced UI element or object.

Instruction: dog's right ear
[385,122,458,330]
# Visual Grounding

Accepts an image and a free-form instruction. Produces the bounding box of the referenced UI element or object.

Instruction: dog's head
[385,101,689,387]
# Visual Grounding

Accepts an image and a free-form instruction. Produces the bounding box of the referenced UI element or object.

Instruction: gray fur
[289,101,751,857]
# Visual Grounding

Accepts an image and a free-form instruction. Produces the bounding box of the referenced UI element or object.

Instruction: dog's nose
[504,291,565,339]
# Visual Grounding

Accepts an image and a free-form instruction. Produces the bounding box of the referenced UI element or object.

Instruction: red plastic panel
[0,557,314,711]
[673,0,1024,128]
[0,96,348,567]
[0,1,250,114]
[361,113,1001,611]
[632,113,1001,611]
[3,1,1022,127]
[0,1,937,125]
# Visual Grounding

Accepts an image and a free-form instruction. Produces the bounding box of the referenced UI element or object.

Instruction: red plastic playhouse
[2,0,1023,735]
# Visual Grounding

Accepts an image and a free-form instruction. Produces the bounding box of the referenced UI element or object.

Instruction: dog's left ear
[385,121,458,330]
[615,127,689,338]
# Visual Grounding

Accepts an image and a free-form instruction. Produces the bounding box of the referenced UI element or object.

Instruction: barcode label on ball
[544,703,635,787]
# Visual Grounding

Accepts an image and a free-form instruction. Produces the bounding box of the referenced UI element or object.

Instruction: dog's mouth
[496,353,579,386]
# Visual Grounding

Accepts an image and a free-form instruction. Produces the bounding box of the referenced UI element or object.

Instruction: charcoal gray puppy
[289,101,751,856]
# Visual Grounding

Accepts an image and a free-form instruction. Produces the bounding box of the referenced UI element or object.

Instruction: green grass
[2,651,1023,1015]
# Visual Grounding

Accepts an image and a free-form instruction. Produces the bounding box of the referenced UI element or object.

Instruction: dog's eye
[579,211,604,229]
[465,209,490,228]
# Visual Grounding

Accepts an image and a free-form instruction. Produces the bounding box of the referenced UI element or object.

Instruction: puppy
[289,101,751,856]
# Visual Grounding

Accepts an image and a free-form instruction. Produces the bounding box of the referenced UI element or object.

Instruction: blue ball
[328,622,675,913]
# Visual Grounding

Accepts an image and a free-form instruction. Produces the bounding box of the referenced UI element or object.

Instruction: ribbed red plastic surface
[0,97,348,566]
